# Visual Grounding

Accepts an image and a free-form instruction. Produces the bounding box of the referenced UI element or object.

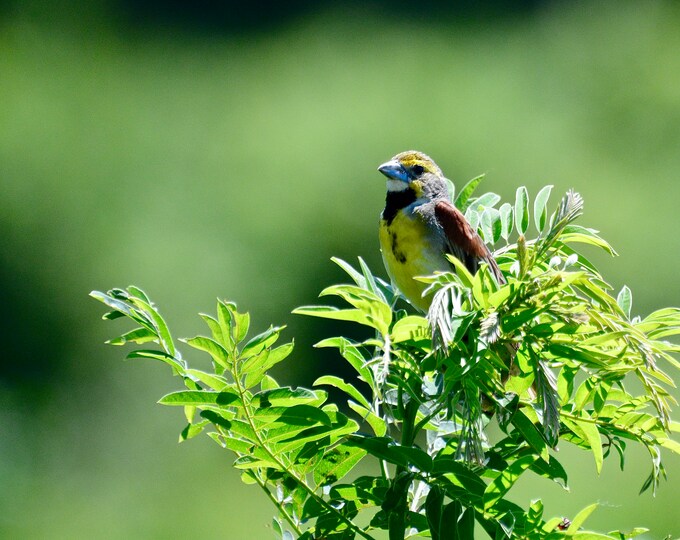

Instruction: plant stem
[388,398,419,540]
[255,475,304,537]
[231,351,375,540]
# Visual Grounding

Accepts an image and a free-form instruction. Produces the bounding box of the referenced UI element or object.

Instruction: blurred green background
[1,0,679,538]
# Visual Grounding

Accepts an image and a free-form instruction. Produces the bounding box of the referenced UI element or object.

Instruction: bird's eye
[411,164,425,176]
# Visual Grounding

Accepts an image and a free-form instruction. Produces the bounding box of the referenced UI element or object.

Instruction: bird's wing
[434,199,506,285]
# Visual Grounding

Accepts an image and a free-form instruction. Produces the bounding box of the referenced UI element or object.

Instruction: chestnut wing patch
[434,200,505,285]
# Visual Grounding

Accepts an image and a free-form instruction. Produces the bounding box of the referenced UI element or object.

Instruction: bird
[377,150,505,312]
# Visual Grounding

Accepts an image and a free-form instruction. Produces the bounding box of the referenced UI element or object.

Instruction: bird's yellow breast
[379,210,449,312]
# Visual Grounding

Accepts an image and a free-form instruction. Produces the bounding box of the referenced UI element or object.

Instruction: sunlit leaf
[483,453,538,510]
[106,326,157,346]
[617,285,632,320]
[533,184,553,233]
[564,415,603,474]
[499,202,514,241]
[471,192,501,211]
[514,186,530,235]
[315,375,369,409]
[455,174,485,212]
[481,207,502,245]
[183,335,229,368]
[567,503,599,532]
[158,389,240,407]
[125,349,185,373]
[511,410,550,461]
[313,445,366,486]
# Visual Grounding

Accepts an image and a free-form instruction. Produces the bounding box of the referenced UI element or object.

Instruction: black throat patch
[382,189,417,225]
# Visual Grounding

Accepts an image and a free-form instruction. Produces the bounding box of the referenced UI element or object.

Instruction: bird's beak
[378,160,409,183]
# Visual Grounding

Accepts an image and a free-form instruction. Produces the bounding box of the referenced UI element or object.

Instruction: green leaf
[347,401,386,437]
[562,224,618,256]
[314,375,369,409]
[183,336,229,368]
[425,485,445,540]
[252,387,324,408]
[294,305,379,330]
[232,310,250,344]
[567,503,599,532]
[227,418,257,441]
[431,458,486,496]
[443,501,474,540]
[318,284,392,335]
[571,533,615,540]
[529,455,568,488]
[276,416,357,453]
[314,337,373,387]
[179,420,209,442]
[390,315,429,344]
[125,349,185,373]
[499,202,513,241]
[533,185,553,233]
[617,285,632,319]
[455,174,485,212]
[260,375,280,390]
[313,445,366,486]
[471,192,501,210]
[243,347,296,390]
[445,177,456,202]
[184,368,230,390]
[199,313,224,343]
[106,326,157,346]
[604,528,648,539]
[254,404,332,427]
[514,186,530,235]
[564,415,603,474]
[347,436,432,472]
[358,256,386,302]
[216,301,235,350]
[658,437,680,454]
[331,257,365,287]
[199,409,233,430]
[91,290,142,324]
[127,295,176,357]
[511,410,550,461]
[483,453,538,510]
[241,325,283,359]
[158,390,240,407]
[481,207,502,245]
[465,208,480,232]
[527,499,544,529]
[232,454,279,470]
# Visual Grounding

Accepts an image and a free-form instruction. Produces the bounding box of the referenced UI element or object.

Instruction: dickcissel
[378,150,505,312]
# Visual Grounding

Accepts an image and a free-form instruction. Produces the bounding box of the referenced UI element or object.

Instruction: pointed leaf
[484,453,538,510]
[511,410,550,461]
[616,285,632,319]
[313,445,366,486]
[455,174,485,212]
[183,336,229,368]
[106,327,157,346]
[499,203,513,241]
[158,389,240,407]
[514,186,530,235]
[470,192,501,211]
[533,185,553,233]
[481,207,502,245]
[314,375,369,409]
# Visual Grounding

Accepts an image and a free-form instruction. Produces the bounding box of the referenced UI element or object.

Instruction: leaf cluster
[91,183,680,539]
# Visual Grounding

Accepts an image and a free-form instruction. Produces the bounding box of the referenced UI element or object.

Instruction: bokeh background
[1,0,679,538]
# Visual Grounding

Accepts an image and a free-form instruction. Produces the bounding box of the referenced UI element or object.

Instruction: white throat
[386,179,409,192]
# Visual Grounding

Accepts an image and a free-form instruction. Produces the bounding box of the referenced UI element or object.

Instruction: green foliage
[92,184,680,539]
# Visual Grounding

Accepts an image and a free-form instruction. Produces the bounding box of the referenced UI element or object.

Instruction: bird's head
[378,150,447,199]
